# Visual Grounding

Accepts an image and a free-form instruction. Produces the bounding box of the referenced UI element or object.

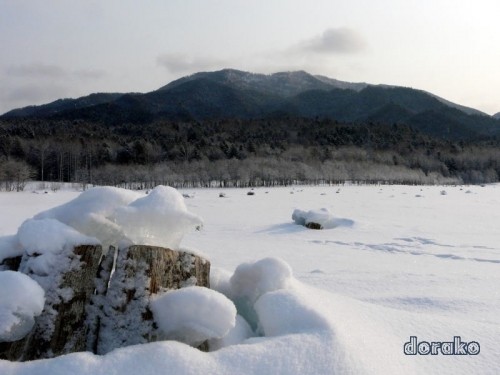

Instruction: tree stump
[0,244,102,361]
[1,244,211,360]
[97,245,210,354]
[86,246,116,353]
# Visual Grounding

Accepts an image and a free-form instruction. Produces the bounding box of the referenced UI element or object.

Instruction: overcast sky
[1,0,499,115]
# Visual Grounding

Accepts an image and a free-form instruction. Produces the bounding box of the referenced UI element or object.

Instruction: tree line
[1,117,499,191]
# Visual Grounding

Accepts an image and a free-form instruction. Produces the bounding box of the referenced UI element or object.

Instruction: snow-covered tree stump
[1,186,211,361]
[96,245,210,354]
[86,246,116,353]
[1,244,211,360]
[0,244,103,361]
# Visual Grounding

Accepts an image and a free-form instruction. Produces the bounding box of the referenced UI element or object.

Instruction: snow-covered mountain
[2,69,499,140]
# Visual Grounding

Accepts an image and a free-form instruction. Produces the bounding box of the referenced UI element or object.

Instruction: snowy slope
[1,184,499,374]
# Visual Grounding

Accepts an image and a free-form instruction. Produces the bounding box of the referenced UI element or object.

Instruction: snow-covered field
[1,184,499,374]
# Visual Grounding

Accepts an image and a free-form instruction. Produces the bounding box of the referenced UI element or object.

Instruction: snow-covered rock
[292,208,334,229]
[0,271,45,342]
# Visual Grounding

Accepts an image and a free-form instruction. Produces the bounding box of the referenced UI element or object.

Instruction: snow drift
[2,184,499,374]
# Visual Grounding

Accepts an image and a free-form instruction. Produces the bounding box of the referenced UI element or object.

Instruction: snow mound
[0,235,22,265]
[30,185,202,250]
[17,218,99,276]
[209,267,233,297]
[34,186,141,250]
[35,186,141,223]
[0,271,45,342]
[230,257,293,303]
[229,257,293,329]
[255,289,329,336]
[18,218,99,256]
[150,286,236,346]
[208,314,253,350]
[113,186,203,249]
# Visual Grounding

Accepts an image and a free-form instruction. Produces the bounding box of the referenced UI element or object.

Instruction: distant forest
[1,117,500,191]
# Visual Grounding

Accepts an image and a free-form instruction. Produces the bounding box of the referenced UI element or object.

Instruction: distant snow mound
[292,208,338,229]
[0,271,45,342]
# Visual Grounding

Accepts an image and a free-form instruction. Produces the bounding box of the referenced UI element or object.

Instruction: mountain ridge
[2,69,499,140]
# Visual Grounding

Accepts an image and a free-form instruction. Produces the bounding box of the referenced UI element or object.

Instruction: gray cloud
[5,84,67,103]
[6,63,67,78]
[73,68,107,79]
[157,53,228,74]
[0,63,109,114]
[296,28,367,54]
[5,64,106,80]
[0,83,71,114]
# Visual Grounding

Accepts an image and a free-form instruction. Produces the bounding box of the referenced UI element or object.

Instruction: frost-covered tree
[0,159,34,191]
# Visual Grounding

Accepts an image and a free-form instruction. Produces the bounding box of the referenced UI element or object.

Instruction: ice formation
[0,271,45,342]
[113,185,203,249]
[150,286,236,346]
